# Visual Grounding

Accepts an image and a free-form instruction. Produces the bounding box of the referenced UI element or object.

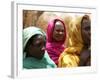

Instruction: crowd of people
[23,11,91,69]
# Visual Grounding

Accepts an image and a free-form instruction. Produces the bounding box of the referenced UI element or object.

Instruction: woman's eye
[33,41,46,47]
[36,43,41,47]
[56,30,64,32]
[56,30,60,32]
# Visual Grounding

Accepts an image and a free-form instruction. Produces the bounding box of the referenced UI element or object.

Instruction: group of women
[23,14,91,69]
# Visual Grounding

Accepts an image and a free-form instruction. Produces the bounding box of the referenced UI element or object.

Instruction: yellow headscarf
[58,15,84,67]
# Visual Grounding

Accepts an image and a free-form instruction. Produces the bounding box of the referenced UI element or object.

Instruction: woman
[58,15,91,67]
[79,15,91,66]
[23,26,57,69]
[46,18,67,66]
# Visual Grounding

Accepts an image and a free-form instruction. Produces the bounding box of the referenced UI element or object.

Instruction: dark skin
[79,15,91,66]
[52,21,65,42]
[25,34,46,60]
[79,49,91,66]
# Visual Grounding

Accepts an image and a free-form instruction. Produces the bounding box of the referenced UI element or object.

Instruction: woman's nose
[41,46,45,51]
[59,31,63,35]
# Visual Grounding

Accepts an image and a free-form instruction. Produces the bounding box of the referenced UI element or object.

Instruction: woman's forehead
[33,34,45,40]
[31,35,45,44]
[55,21,63,25]
[55,21,64,29]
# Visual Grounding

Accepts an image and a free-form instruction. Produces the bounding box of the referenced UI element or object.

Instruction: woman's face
[52,21,65,42]
[28,34,46,59]
[81,18,91,47]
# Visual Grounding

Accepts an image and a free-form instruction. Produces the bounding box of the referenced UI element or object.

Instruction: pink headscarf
[46,18,66,66]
